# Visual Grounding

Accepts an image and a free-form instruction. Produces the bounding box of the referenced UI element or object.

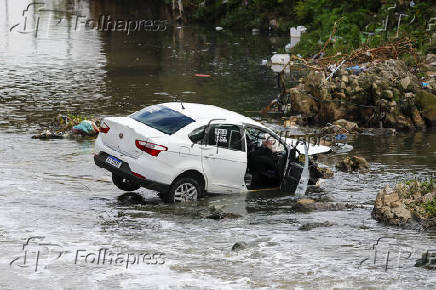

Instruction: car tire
[164,177,203,203]
[112,173,141,192]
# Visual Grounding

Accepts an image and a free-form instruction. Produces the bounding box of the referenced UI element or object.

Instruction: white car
[94,102,330,203]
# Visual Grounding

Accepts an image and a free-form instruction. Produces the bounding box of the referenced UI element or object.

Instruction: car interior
[244,127,289,189]
[188,124,294,190]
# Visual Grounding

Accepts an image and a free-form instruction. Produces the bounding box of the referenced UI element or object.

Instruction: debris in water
[298,221,335,231]
[117,192,148,206]
[32,114,100,140]
[232,241,248,251]
[206,211,242,220]
[72,120,99,136]
[336,156,369,173]
[31,129,64,139]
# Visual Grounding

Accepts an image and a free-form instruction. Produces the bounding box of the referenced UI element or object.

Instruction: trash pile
[32,114,100,139]
[316,38,416,69]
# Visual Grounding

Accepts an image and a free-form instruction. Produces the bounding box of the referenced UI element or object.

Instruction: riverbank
[179,1,436,57]
[273,49,436,131]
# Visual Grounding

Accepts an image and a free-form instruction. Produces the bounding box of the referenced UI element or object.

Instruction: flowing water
[1,0,436,289]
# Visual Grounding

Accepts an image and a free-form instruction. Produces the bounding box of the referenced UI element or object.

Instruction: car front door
[200,123,247,193]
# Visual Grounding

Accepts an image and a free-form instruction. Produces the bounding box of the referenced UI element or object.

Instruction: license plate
[105,155,122,168]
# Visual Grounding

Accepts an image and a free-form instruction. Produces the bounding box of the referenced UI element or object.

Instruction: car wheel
[165,177,202,203]
[112,173,141,191]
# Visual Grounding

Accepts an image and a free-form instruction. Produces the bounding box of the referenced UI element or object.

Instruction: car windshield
[130,105,195,134]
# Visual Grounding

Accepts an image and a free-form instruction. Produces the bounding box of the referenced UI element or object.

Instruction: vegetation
[402,177,436,217]
[180,0,436,57]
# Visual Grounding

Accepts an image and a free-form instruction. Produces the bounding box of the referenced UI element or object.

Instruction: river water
[1,0,436,289]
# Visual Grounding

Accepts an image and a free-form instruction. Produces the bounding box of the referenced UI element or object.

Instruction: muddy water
[1,0,436,289]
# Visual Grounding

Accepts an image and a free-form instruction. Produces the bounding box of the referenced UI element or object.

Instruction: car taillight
[99,122,110,134]
[132,172,146,179]
[135,140,168,156]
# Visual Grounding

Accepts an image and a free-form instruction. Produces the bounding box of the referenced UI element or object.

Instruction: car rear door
[200,123,247,193]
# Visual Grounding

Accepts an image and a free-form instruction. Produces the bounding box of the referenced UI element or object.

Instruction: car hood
[284,138,331,155]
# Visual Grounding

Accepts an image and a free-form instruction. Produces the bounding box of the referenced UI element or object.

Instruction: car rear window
[130,105,195,135]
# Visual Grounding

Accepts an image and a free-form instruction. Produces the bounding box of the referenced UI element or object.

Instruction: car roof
[161,102,262,127]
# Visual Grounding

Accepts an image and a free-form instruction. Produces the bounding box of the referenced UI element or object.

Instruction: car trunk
[99,117,164,159]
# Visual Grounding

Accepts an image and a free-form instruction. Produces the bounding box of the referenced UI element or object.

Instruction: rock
[384,112,415,131]
[372,185,412,226]
[352,79,359,87]
[117,192,147,205]
[415,251,436,270]
[361,128,397,136]
[341,75,349,83]
[320,124,348,135]
[288,87,318,115]
[416,90,436,127]
[206,211,242,220]
[340,81,347,90]
[308,163,333,185]
[320,87,329,99]
[298,221,335,231]
[304,71,325,98]
[294,199,315,212]
[31,129,64,139]
[231,242,248,251]
[333,92,346,99]
[396,114,416,130]
[333,119,359,131]
[318,167,334,179]
[400,76,411,90]
[404,92,415,99]
[411,108,426,130]
[388,100,397,112]
[336,156,369,173]
[372,180,436,229]
[280,58,427,129]
[382,89,394,100]
[293,199,356,212]
[318,102,348,122]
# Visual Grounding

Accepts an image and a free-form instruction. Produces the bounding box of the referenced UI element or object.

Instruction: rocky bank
[372,179,436,229]
[282,56,436,130]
